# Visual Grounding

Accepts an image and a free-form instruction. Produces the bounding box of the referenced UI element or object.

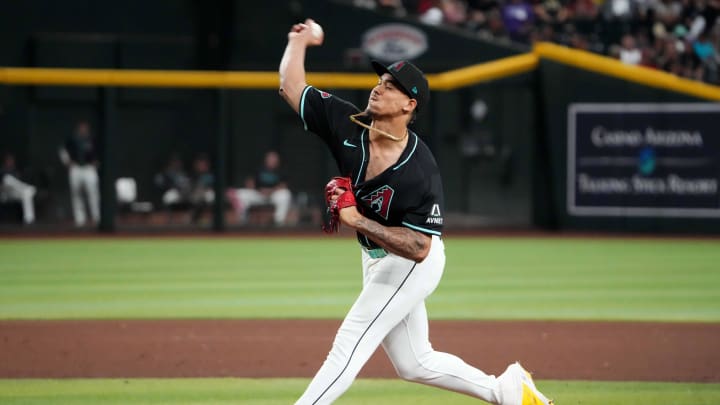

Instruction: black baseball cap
[371,60,429,113]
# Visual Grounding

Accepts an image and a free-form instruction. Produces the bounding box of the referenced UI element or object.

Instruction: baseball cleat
[499,362,554,405]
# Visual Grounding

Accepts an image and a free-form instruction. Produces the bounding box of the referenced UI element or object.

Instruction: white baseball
[310,21,324,39]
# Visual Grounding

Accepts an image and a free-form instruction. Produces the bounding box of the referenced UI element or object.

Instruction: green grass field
[1,237,719,320]
[1,236,719,404]
[0,378,719,405]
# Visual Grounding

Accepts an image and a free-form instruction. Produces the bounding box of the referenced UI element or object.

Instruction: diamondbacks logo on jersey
[318,90,332,99]
[361,185,395,220]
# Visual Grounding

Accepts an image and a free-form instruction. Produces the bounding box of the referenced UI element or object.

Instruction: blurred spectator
[600,0,655,44]
[416,0,468,26]
[352,0,720,85]
[687,0,720,41]
[419,1,446,24]
[652,0,684,27]
[530,23,558,43]
[567,0,601,35]
[486,8,511,39]
[534,0,571,30]
[354,0,409,16]
[640,43,660,66]
[378,0,409,16]
[440,0,469,26]
[465,0,502,34]
[502,0,536,43]
[189,153,215,224]
[154,153,192,210]
[660,31,698,77]
[0,153,36,225]
[226,150,292,227]
[59,120,99,227]
[619,33,644,63]
[568,30,594,50]
[692,31,720,81]
[603,0,642,22]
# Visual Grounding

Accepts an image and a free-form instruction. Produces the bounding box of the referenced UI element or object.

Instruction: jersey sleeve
[298,86,360,150]
[401,172,444,236]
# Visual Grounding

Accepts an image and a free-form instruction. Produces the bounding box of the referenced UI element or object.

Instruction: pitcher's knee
[393,362,432,382]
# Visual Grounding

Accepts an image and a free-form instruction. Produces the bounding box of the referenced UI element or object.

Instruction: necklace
[349,112,408,142]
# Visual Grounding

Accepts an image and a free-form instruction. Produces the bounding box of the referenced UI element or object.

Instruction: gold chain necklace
[349,112,408,142]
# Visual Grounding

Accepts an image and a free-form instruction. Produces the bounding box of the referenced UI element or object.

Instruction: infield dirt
[1,319,718,382]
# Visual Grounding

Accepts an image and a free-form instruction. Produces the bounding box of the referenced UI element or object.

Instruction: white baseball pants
[69,164,100,226]
[228,188,291,225]
[295,236,501,405]
[1,174,36,224]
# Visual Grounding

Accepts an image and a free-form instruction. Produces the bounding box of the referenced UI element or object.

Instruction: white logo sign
[362,24,428,62]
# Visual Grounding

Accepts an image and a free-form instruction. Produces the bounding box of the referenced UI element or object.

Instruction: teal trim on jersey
[365,248,388,259]
[393,134,418,171]
[402,221,442,236]
[355,129,367,186]
[299,86,312,131]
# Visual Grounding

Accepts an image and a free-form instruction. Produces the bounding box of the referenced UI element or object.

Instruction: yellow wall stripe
[0,67,383,89]
[533,41,720,101]
[0,57,538,91]
[0,68,278,88]
[1,43,718,101]
[430,53,538,90]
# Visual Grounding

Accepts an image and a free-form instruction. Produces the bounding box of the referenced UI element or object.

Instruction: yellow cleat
[522,382,554,404]
[519,365,554,405]
[500,362,554,405]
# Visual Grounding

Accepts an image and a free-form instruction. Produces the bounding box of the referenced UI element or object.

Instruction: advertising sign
[362,23,428,62]
[567,103,720,217]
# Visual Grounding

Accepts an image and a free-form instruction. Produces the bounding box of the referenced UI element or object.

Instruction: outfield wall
[535,44,720,234]
[1,1,718,233]
[0,0,536,230]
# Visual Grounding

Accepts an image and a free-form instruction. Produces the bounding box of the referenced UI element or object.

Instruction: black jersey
[299,85,444,249]
[64,134,96,166]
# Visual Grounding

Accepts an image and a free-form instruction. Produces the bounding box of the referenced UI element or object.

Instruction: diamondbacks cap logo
[392,61,406,71]
[362,185,395,220]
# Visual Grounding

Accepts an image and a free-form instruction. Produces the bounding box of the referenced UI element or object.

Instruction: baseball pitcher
[278,18,553,405]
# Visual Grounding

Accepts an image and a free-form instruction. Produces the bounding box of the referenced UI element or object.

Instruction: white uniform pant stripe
[308,263,417,404]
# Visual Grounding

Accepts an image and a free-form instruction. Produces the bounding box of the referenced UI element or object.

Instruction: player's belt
[365,247,388,259]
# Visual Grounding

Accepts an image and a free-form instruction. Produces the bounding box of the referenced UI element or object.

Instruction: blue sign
[567,103,720,217]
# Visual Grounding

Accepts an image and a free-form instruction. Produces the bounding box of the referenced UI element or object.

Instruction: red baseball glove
[323,176,356,233]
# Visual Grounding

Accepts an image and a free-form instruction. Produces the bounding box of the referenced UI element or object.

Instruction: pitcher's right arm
[278,19,323,113]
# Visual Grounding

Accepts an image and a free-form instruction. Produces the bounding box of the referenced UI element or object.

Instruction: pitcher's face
[365,74,415,119]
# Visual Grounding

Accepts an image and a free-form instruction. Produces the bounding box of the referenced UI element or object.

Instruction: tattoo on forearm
[356,217,429,261]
